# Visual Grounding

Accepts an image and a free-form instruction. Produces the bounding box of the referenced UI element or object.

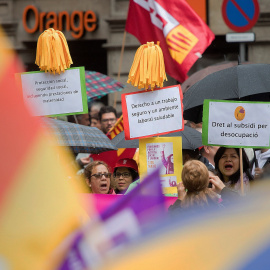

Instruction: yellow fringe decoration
[127,41,167,90]
[35,28,73,74]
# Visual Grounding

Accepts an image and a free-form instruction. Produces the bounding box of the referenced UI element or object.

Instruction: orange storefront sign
[186,0,207,22]
[22,5,97,39]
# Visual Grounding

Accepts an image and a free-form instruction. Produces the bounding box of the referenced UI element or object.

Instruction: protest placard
[16,67,88,117]
[122,85,183,140]
[202,100,270,148]
[139,136,182,194]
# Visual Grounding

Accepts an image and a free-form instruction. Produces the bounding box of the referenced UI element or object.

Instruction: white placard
[207,101,270,147]
[21,69,83,116]
[125,86,183,139]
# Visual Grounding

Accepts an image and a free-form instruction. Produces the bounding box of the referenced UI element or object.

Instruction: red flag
[125,0,215,83]
[91,116,136,170]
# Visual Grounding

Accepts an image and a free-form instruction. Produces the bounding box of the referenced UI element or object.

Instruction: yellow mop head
[127,41,167,90]
[35,28,73,74]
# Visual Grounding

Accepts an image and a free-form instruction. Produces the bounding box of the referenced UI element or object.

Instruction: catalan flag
[107,115,124,140]
[91,115,136,170]
[0,27,85,270]
[126,0,215,83]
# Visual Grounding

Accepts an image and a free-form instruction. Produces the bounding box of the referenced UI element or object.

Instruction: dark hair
[214,147,253,185]
[182,149,200,164]
[113,167,139,182]
[67,114,89,124]
[91,113,99,121]
[98,106,117,121]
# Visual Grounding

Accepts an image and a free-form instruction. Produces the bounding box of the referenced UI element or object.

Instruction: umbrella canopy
[181,61,251,94]
[183,64,270,123]
[43,118,117,154]
[85,71,125,101]
[111,126,202,150]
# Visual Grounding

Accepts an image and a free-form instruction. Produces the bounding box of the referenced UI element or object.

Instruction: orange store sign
[22,5,97,39]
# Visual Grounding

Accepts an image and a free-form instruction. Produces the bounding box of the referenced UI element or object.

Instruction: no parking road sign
[222,0,260,32]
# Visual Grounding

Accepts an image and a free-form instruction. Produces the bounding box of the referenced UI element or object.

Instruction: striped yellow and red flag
[0,28,86,270]
[107,115,124,140]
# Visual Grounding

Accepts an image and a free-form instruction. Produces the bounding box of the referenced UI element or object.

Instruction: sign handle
[239,148,244,196]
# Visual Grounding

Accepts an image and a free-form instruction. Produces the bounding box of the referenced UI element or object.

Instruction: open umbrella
[181,61,251,94]
[183,64,270,123]
[43,118,117,154]
[111,126,202,150]
[85,71,125,101]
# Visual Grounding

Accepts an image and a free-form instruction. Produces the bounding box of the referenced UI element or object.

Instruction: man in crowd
[99,106,117,134]
[252,148,270,179]
[199,146,219,170]
[67,114,90,126]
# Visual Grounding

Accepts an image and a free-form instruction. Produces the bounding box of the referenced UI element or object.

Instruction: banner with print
[139,136,182,194]
[16,67,88,117]
[202,100,270,148]
[122,85,183,140]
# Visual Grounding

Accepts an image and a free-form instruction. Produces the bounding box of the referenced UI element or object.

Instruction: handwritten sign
[139,136,182,195]
[122,85,183,140]
[17,67,88,117]
[202,100,270,148]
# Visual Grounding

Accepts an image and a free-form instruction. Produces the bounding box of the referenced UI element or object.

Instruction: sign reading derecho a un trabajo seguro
[202,100,270,148]
[122,85,183,140]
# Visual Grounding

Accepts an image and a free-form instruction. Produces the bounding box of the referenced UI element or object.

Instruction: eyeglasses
[101,118,116,123]
[90,173,111,179]
[114,172,131,178]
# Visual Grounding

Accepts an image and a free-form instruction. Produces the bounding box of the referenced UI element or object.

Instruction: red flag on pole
[125,0,215,83]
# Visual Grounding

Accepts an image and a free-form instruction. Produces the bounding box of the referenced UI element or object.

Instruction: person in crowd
[90,113,101,130]
[84,160,115,194]
[251,148,270,179]
[67,114,90,126]
[169,160,221,214]
[182,148,200,164]
[113,158,139,194]
[99,106,117,134]
[199,146,219,170]
[161,144,174,174]
[208,167,239,203]
[214,147,253,195]
[89,101,105,117]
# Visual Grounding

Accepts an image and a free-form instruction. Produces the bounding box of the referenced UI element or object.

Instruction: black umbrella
[183,64,270,123]
[43,118,118,154]
[111,126,202,150]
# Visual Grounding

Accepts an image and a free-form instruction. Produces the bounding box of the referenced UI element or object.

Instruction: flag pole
[239,148,244,196]
[113,31,127,109]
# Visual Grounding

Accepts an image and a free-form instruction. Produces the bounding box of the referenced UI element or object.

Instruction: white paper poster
[20,68,85,116]
[204,100,270,147]
[123,85,183,139]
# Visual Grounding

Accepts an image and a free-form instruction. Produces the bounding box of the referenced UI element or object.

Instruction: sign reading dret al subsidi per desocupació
[202,100,270,148]
[17,67,88,117]
[122,85,184,140]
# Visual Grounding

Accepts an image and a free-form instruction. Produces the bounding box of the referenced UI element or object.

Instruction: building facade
[1,0,269,113]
